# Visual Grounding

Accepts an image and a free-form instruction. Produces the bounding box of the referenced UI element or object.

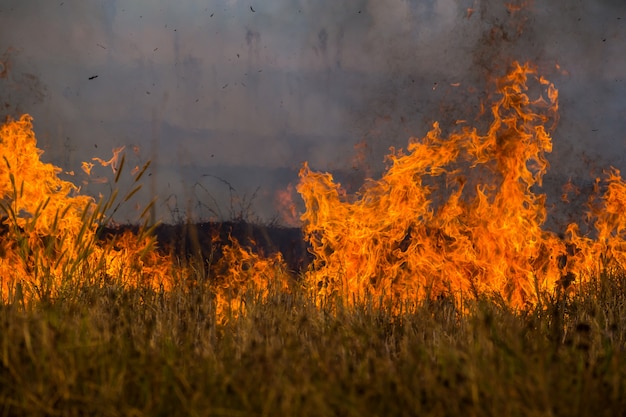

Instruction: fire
[274,183,300,228]
[3,60,626,317]
[297,61,626,309]
[0,115,173,301]
[92,146,125,174]
[212,235,289,320]
[0,114,289,320]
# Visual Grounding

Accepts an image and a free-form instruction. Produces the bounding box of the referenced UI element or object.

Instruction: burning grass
[0,115,173,301]
[3,61,626,314]
[0,115,291,319]
[299,62,626,310]
[1,61,626,414]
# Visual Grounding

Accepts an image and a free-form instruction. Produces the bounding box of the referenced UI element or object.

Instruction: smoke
[0,0,624,223]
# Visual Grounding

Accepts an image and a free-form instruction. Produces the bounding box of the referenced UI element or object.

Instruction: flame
[0,114,290,321]
[92,146,125,174]
[297,61,626,309]
[4,60,626,318]
[561,178,579,203]
[566,169,626,281]
[212,235,290,321]
[0,115,174,300]
[274,183,300,227]
[81,161,94,176]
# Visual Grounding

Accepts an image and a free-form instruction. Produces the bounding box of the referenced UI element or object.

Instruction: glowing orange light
[93,146,125,174]
[0,116,286,321]
[297,61,626,310]
[275,183,300,227]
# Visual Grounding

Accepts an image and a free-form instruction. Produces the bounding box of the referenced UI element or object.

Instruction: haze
[0,0,624,224]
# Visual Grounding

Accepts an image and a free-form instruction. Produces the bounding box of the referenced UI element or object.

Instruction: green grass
[0,272,625,417]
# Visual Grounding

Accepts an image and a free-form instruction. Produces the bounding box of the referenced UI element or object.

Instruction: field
[1,269,625,416]
[2,63,626,416]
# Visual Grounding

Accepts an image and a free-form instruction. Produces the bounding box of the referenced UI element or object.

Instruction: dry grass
[0,268,625,417]
[3,89,625,416]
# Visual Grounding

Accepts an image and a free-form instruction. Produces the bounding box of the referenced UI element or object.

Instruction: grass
[1,115,626,416]
[0,270,625,416]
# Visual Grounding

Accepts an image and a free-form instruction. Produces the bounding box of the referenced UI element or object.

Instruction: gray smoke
[0,0,624,224]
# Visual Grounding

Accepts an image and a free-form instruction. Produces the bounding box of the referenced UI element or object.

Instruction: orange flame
[212,235,289,320]
[274,183,300,227]
[297,61,626,309]
[0,115,289,320]
[92,146,125,174]
[5,60,626,318]
[0,117,171,300]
